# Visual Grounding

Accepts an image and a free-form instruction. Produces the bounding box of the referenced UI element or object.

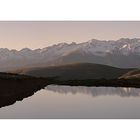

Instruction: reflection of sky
[46,85,140,97]
[0,21,140,50]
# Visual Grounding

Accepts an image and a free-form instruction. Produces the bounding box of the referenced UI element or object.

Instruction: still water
[0,85,140,119]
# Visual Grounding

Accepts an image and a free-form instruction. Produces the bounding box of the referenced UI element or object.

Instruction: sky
[0,21,140,50]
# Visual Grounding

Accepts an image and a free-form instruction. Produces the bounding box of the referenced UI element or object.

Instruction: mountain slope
[13,63,134,80]
[119,69,140,79]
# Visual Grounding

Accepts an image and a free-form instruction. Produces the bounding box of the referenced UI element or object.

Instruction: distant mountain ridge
[1,38,140,71]
[12,63,134,80]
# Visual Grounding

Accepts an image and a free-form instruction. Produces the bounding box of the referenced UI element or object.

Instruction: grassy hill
[12,63,134,80]
[119,69,140,79]
[0,72,32,79]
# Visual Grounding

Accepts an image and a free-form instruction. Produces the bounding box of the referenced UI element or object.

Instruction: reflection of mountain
[45,85,140,97]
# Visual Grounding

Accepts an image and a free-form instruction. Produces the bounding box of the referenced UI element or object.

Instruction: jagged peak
[19,48,32,52]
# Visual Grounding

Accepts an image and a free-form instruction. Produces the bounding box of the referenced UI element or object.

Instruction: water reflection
[1,85,140,118]
[46,85,140,97]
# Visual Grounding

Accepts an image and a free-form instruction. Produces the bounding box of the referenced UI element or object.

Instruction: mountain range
[1,38,140,71]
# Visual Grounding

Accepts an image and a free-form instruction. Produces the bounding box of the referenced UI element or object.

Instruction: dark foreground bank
[0,77,50,108]
[1,75,140,108]
[52,78,140,88]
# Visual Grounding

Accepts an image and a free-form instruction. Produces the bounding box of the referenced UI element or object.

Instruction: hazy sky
[0,21,140,50]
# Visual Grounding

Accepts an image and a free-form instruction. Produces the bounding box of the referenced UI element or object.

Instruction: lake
[0,85,140,119]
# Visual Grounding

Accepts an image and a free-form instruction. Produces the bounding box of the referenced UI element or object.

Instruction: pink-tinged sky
[0,21,140,50]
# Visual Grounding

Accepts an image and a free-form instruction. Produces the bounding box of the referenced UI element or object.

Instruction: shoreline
[0,77,140,108]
